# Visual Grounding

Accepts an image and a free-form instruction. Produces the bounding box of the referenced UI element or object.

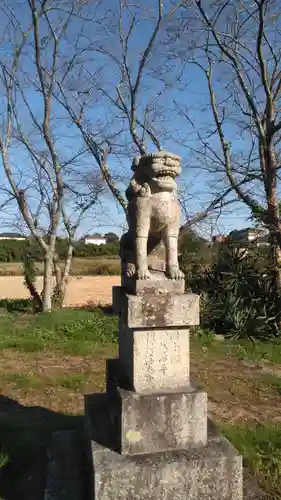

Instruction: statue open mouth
[152,173,177,191]
[152,168,179,182]
[156,170,178,179]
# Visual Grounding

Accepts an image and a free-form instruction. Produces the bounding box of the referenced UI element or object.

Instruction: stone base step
[85,386,207,455]
[44,429,266,500]
[90,427,243,500]
[120,271,185,296]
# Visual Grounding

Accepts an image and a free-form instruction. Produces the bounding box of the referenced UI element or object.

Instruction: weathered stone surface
[118,326,190,393]
[243,471,267,499]
[123,291,199,328]
[122,271,185,296]
[87,385,207,455]
[44,425,265,500]
[90,430,243,500]
[113,286,198,326]
[120,151,184,281]
[147,239,166,272]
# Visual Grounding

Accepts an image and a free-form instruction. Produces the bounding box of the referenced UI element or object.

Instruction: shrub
[73,240,119,259]
[185,245,279,341]
[0,298,33,313]
[179,229,211,259]
[92,263,121,276]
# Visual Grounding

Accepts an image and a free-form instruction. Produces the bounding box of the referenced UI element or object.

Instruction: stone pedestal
[85,277,243,499]
[90,428,242,500]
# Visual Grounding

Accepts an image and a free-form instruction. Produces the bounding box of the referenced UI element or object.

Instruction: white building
[84,235,107,245]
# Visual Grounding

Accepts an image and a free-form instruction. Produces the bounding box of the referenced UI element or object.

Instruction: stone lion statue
[120,151,184,281]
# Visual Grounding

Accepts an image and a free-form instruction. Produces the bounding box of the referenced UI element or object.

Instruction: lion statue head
[126,151,181,201]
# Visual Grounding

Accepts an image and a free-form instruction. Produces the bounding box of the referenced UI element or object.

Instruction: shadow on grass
[0,395,84,500]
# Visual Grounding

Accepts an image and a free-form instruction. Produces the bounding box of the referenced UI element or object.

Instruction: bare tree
[168,0,281,312]
[57,0,235,230]
[0,0,104,311]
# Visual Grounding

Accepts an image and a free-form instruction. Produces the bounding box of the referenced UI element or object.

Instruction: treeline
[0,230,210,263]
[0,238,120,262]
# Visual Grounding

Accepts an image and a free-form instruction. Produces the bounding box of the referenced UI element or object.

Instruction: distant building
[0,232,26,241]
[212,228,269,249]
[84,235,107,245]
[228,228,269,247]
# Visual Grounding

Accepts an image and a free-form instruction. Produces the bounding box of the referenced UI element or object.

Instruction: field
[0,257,120,308]
[0,263,280,499]
[0,304,280,498]
[0,257,121,277]
[0,275,120,307]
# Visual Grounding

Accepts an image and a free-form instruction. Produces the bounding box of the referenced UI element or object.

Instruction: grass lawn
[0,303,280,498]
[0,256,121,276]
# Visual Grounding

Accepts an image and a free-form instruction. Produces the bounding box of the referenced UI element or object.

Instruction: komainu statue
[120,151,184,280]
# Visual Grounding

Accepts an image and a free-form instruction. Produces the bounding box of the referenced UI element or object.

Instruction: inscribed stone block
[118,327,190,393]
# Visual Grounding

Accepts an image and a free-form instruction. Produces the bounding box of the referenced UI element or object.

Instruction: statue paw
[139,183,150,197]
[126,263,136,277]
[136,268,151,280]
[166,265,184,280]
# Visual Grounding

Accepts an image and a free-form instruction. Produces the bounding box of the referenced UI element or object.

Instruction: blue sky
[0,0,255,239]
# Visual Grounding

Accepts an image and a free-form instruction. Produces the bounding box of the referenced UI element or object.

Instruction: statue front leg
[135,198,151,280]
[164,228,184,280]
[136,236,151,279]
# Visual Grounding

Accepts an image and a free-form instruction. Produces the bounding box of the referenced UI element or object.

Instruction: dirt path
[0,275,120,306]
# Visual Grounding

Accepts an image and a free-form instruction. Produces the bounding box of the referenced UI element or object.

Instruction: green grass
[0,306,118,355]
[260,374,281,394]
[223,424,281,499]
[0,451,9,470]
[53,374,89,391]
[223,340,281,365]
[1,372,41,389]
[1,372,92,391]
[192,327,281,364]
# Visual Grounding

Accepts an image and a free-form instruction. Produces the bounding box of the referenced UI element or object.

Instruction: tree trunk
[42,254,53,312]
[268,228,281,318]
[52,244,73,308]
[22,241,43,312]
[24,272,43,313]
[263,142,281,322]
[265,200,281,322]
[58,246,73,306]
